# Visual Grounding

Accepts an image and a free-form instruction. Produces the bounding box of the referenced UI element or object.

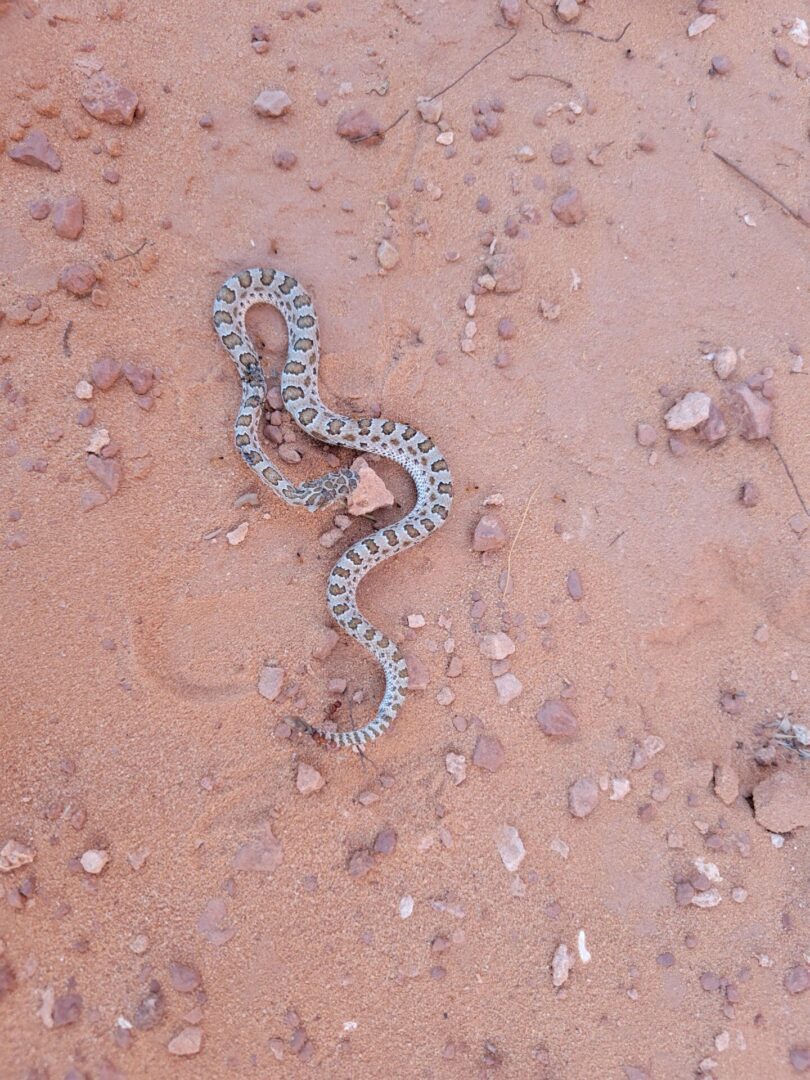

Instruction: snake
[213,268,453,749]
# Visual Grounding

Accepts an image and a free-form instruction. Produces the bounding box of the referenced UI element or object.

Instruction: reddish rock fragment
[29,198,51,219]
[566,570,583,600]
[169,962,200,993]
[499,0,522,26]
[699,403,728,444]
[253,89,292,118]
[59,262,97,297]
[91,356,122,390]
[347,848,375,878]
[273,148,297,170]
[336,108,383,144]
[785,965,810,994]
[733,383,772,440]
[52,990,83,1028]
[472,733,505,771]
[473,514,507,551]
[8,130,62,171]
[52,196,84,240]
[403,652,429,690]
[636,423,657,447]
[87,455,121,494]
[233,825,283,873]
[568,776,598,817]
[196,898,235,945]
[122,362,154,394]
[537,699,578,737]
[346,457,394,515]
[551,189,585,225]
[168,1026,203,1056]
[740,482,759,507]
[296,762,325,795]
[373,826,397,855]
[81,73,139,125]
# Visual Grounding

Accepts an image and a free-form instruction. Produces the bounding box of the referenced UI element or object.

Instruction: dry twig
[712,149,805,223]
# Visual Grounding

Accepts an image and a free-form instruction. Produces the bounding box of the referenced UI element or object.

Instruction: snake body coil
[213,268,453,748]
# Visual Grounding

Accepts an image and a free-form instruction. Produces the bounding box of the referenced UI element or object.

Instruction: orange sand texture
[1,1,809,1077]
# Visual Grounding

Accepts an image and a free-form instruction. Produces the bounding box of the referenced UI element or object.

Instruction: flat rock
[253,89,292,118]
[536,699,578,737]
[169,962,201,993]
[473,733,505,771]
[233,824,283,873]
[551,188,585,225]
[81,73,139,125]
[52,196,84,239]
[479,632,515,660]
[168,1026,203,1056]
[753,771,810,833]
[258,664,284,701]
[713,763,739,806]
[347,457,395,515]
[336,108,383,144]
[8,130,62,171]
[665,392,712,431]
[296,762,325,795]
[494,673,522,703]
[733,383,772,440]
[568,776,599,817]
[472,514,508,551]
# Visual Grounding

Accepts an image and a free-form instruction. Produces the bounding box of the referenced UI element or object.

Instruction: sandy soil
[2,0,809,1077]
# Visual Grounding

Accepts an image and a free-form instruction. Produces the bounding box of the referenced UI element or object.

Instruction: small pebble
[568,776,598,818]
[80,849,109,875]
[253,90,292,118]
[296,762,325,795]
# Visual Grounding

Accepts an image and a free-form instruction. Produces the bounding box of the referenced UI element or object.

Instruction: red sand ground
[1,1,809,1077]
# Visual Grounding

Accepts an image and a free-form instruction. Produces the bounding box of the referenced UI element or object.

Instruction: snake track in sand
[213,268,453,749]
